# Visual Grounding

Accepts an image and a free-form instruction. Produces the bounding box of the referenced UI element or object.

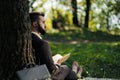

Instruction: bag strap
[25,63,36,68]
[26,49,35,67]
[24,43,35,68]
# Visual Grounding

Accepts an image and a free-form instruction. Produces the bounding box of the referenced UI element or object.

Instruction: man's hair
[29,12,44,22]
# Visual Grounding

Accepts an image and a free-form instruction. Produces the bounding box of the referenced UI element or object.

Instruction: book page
[52,53,70,65]
[52,54,63,64]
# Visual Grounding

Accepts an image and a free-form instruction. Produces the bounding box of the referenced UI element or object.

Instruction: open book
[52,53,70,65]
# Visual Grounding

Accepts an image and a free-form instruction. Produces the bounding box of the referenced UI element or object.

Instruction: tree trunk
[71,0,79,27]
[84,0,91,28]
[0,0,33,80]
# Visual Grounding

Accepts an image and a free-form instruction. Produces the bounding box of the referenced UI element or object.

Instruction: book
[52,53,70,65]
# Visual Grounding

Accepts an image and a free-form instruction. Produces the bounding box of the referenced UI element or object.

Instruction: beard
[37,22,46,35]
[38,26,46,35]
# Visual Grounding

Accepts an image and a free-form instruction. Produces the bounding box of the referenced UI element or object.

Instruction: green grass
[43,28,120,78]
[50,42,120,78]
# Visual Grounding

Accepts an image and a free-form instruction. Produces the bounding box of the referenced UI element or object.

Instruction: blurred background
[29,0,120,79]
[29,0,120,33]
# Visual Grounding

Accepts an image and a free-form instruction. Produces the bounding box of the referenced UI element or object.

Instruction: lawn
[43,28,120,79]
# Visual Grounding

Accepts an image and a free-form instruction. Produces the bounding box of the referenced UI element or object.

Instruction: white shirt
[32,31,42,39]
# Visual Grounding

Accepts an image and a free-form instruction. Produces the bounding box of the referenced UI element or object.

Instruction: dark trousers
[65,70,78,80]
[52,65,78,80]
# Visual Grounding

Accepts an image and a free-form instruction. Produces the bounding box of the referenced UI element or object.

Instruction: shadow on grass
[43,29,120,43]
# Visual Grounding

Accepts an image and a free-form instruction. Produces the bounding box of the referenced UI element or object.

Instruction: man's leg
[51,65,70,80]
[65,69,78,80]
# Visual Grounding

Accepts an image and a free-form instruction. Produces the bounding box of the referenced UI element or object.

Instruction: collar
[32,31,42,39]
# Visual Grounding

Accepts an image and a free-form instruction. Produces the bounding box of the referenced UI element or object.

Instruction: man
[29,12,82,80]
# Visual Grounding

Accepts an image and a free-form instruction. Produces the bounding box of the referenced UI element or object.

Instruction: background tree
[0,0,33,79]
[71,0,79,27]
[84,0,91,28]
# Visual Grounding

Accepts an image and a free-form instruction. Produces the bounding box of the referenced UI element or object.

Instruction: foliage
[90,0,120,30]
[30,0,47,11]
[30,0,120,31]
[52,9,66,29]
[45,18,53,31]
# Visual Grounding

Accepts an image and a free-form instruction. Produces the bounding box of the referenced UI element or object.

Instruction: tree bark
[84,0,91,28]
[0,0,33,80]
[71,0,79,27]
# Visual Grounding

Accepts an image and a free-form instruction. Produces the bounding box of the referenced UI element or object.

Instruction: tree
[71,0,79,26]
[84,0,91,28]
[0,0,33,79]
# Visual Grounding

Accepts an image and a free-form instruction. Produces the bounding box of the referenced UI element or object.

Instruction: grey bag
[17,64,51,80]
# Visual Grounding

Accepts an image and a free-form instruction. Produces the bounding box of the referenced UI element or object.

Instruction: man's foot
[77,65,82,78]
[72,61,82,78]
[72,61,78,73]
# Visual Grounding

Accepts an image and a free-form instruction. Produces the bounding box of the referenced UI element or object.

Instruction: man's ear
[32,21,37,27]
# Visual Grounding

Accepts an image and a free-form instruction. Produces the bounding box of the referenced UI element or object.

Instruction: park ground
[43,28,120,79]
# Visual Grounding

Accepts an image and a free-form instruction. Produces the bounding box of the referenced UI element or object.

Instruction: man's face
[37,16,46,35]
